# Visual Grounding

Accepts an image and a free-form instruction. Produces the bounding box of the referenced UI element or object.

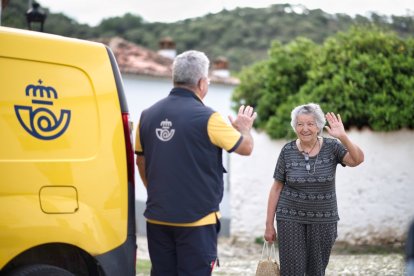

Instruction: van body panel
[39,185,79,213]
[0,195,123,264]
[0,27,135,274]
[1,56,99,159]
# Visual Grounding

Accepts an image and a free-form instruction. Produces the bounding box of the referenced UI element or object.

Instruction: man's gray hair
[290,103,326,135]
[172,50,210,86]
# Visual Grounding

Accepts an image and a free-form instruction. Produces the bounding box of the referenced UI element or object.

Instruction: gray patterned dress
[273,137,347,275]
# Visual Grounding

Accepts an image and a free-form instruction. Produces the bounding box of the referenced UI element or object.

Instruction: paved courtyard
[136,237,406,275]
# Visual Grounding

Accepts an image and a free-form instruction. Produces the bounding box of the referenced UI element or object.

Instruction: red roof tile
[95,37,239,85]
[97,37,173,78]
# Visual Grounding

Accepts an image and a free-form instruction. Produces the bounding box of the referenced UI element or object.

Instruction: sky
[35,0,414,26]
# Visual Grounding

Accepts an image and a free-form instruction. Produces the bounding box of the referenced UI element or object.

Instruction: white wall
[230,128,414,245]
[122,75,171,203]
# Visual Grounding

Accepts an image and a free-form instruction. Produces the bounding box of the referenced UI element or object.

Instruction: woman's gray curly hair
[290,103,326,135]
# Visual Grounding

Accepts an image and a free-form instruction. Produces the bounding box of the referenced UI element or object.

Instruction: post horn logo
[155,119,175,142]
[14,80,71,140]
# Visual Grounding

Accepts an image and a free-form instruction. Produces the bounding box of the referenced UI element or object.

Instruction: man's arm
[228,105,257,156]
[134,121,148,188]
[136,155,148,188]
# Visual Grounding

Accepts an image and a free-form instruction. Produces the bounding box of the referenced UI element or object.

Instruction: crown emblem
[160,119,172,128]
[26,79,58,100]
[155,119,175,142]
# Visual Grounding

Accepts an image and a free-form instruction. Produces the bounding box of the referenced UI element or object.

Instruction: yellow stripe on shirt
[135,121,143,154]
[147,212,221,227]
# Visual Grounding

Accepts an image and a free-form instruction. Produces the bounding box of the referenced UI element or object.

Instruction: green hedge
[232,26,414,139]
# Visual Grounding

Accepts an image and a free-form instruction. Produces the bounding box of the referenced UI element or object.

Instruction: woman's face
[295,114,319,142]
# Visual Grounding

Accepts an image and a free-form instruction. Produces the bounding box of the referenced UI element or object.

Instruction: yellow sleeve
[135,121,143,155]
[207,112,242,152]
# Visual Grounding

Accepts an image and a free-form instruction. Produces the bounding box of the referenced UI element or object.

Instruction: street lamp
[26,1,46,32]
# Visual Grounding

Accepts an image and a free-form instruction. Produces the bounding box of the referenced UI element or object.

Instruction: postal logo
[14,80,71,140]
[155,119,175,142]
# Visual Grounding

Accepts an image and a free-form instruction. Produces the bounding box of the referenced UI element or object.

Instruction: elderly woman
[264,103,364,275]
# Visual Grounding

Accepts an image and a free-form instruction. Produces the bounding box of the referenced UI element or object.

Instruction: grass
[254,236,265,245]
[333,242,405,255]
[136,259,151,274]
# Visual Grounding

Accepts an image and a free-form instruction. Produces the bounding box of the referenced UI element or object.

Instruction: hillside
[2,0,414,71]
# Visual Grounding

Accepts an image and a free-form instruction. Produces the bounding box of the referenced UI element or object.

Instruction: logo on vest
[155,119,175,142]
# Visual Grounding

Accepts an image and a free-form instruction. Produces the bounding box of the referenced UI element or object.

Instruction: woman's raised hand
[324,112,346,139]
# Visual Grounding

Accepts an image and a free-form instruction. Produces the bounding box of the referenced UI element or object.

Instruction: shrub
[233,26,414,139]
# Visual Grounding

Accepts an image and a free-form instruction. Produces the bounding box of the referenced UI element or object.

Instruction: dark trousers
[147,221,220,276]
[277,220,337,276]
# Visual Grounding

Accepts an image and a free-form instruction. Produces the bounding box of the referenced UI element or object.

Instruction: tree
[233,26,414,139]
[232,37,318,137]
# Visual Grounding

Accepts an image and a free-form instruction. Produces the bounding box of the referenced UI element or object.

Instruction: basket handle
[261,241,277,260]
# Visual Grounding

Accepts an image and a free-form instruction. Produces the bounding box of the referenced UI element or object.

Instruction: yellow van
[0,27,136,275]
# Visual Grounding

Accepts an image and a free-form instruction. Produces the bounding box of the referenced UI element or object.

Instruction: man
[135,50,257,275]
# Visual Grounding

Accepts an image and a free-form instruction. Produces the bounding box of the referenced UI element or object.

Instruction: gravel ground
[137,237,406,275]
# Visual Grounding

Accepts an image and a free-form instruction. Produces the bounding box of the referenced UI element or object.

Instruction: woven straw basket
[255,242,280,276]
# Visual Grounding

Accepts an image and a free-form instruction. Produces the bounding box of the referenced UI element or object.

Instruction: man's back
[139,87,224,223]
[135,50,257,276]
